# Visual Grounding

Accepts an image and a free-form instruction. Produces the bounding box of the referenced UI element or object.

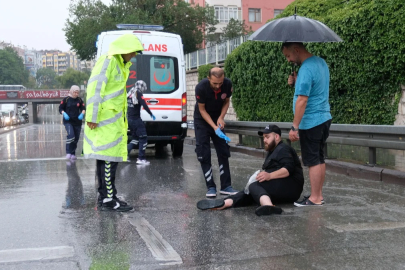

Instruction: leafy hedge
[197,64,215,81]
[225,0,405,124]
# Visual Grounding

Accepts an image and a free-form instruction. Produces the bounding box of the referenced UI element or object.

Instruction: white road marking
[129,216,182,265]
[0,157,79,163]
[327,222,405,232]
[0,246,74,263]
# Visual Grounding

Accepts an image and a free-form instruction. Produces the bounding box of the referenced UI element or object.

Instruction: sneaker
[302,195,325,205]
[66,154,71,159]
[136,158,150,165]
[220,186,239,195]
[294,197,323,207]
[206,187,217,198]
[114,196,128,207]
[98,196,128,207]
[71,155,77,160]
[255,205,283,216]
[100,199,133,212]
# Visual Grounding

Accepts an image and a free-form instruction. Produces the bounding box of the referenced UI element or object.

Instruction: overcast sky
[0,0,111,52]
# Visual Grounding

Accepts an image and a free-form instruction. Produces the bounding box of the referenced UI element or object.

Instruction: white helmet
[134,80,147,93]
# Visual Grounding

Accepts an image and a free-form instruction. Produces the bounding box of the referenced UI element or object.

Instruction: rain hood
[108,33,144,56]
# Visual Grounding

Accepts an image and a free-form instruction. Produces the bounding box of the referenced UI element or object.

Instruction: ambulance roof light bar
[116,24,164,31]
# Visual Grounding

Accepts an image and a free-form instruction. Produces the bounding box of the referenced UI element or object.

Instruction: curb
[184,136,405,186]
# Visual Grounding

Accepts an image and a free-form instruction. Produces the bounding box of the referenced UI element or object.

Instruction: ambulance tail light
[182,92,187,122]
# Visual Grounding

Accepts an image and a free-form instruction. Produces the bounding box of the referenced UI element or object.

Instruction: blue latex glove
[78,113,84,120]
[215,127,231,143]
[151,114,156,121]
[63,112,70,120]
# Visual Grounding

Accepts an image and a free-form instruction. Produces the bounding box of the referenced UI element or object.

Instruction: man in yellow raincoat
[84,33,144,212]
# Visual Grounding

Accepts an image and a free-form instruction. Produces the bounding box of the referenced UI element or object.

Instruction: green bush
[225,0,405,124]
[197,64,215,81]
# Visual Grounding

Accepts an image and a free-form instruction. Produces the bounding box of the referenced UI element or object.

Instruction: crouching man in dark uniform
[194,67,238,198]
[197,125,304,216]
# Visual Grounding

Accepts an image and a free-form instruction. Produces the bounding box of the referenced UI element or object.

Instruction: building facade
[188,0,295,45]
[242,0,293,32]
[24,50,43,77]
[41,51,81,76]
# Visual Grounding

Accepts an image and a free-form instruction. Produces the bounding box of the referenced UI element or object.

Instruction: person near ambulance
[59,85,85,160]
[127,80,155,165]
[194,67,239,198]
[83,33,143,212]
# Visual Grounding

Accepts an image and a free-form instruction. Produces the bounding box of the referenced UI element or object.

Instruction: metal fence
[185,35,250,70]
[223,121,405,166]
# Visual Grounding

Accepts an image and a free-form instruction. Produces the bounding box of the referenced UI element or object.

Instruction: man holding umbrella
[248,13,341,207]
[282,42,331,207]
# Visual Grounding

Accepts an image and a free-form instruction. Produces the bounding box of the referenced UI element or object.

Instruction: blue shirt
[293,56,332,130]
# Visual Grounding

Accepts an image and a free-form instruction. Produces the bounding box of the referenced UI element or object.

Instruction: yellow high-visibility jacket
[83,34,144,162]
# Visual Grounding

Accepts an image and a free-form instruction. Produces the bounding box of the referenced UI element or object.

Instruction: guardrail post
[227,40,230,55]
[206,47,208,64]
[369,147,376,166]
[215,45,218,65]
[259,138,264,149]
[196,51,199,68]
[188,54,191,70]
[238,134,243,146]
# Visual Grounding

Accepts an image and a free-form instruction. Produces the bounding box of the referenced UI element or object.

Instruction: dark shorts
[299,119,332,167]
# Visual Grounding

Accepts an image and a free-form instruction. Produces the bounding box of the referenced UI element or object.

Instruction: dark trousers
[194,121,231,190]
[127,118,147,160]
[64,123,82,155]
[229,177,303,207]
[96,160,118,200]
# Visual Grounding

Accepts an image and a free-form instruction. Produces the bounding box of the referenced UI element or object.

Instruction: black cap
[258,124,281,136]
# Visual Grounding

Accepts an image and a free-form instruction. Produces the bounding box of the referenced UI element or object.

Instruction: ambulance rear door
[129,32,184,122]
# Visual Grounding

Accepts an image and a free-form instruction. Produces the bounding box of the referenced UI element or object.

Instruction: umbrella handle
[290,66,296,87]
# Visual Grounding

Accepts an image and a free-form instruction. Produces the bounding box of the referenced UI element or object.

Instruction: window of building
[274,9,283,18]
[249,8,261,22]
[215,6,239,23]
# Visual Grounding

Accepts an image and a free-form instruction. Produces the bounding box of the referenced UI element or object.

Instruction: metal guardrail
[224,121,405,166]
[185,35,250,70]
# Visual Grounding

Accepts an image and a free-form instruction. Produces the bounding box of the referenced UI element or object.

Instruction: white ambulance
[96,24,187,157]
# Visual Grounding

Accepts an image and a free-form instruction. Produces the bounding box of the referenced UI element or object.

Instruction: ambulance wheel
[171,141,184,157]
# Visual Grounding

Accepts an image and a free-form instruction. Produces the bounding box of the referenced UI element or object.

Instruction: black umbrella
[248,14,343,43]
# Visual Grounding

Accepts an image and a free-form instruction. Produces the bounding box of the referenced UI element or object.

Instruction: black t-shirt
[193,78,233,123]
[262,141,304,183]
[59,96,85,126]
[127,91,152,119]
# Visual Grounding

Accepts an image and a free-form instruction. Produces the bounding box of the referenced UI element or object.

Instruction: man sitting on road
[197,124,304,216]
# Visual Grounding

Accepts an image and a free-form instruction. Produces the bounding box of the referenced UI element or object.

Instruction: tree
[57,68,90,88]
[221,19,252,41]
[206,19,251,46]
[25,76,37,89]
[0,47,29,85]
[36,68,60,89]
[64,0,217,60]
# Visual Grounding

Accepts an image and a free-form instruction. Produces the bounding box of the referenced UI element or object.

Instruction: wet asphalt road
[1,105,405,269]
